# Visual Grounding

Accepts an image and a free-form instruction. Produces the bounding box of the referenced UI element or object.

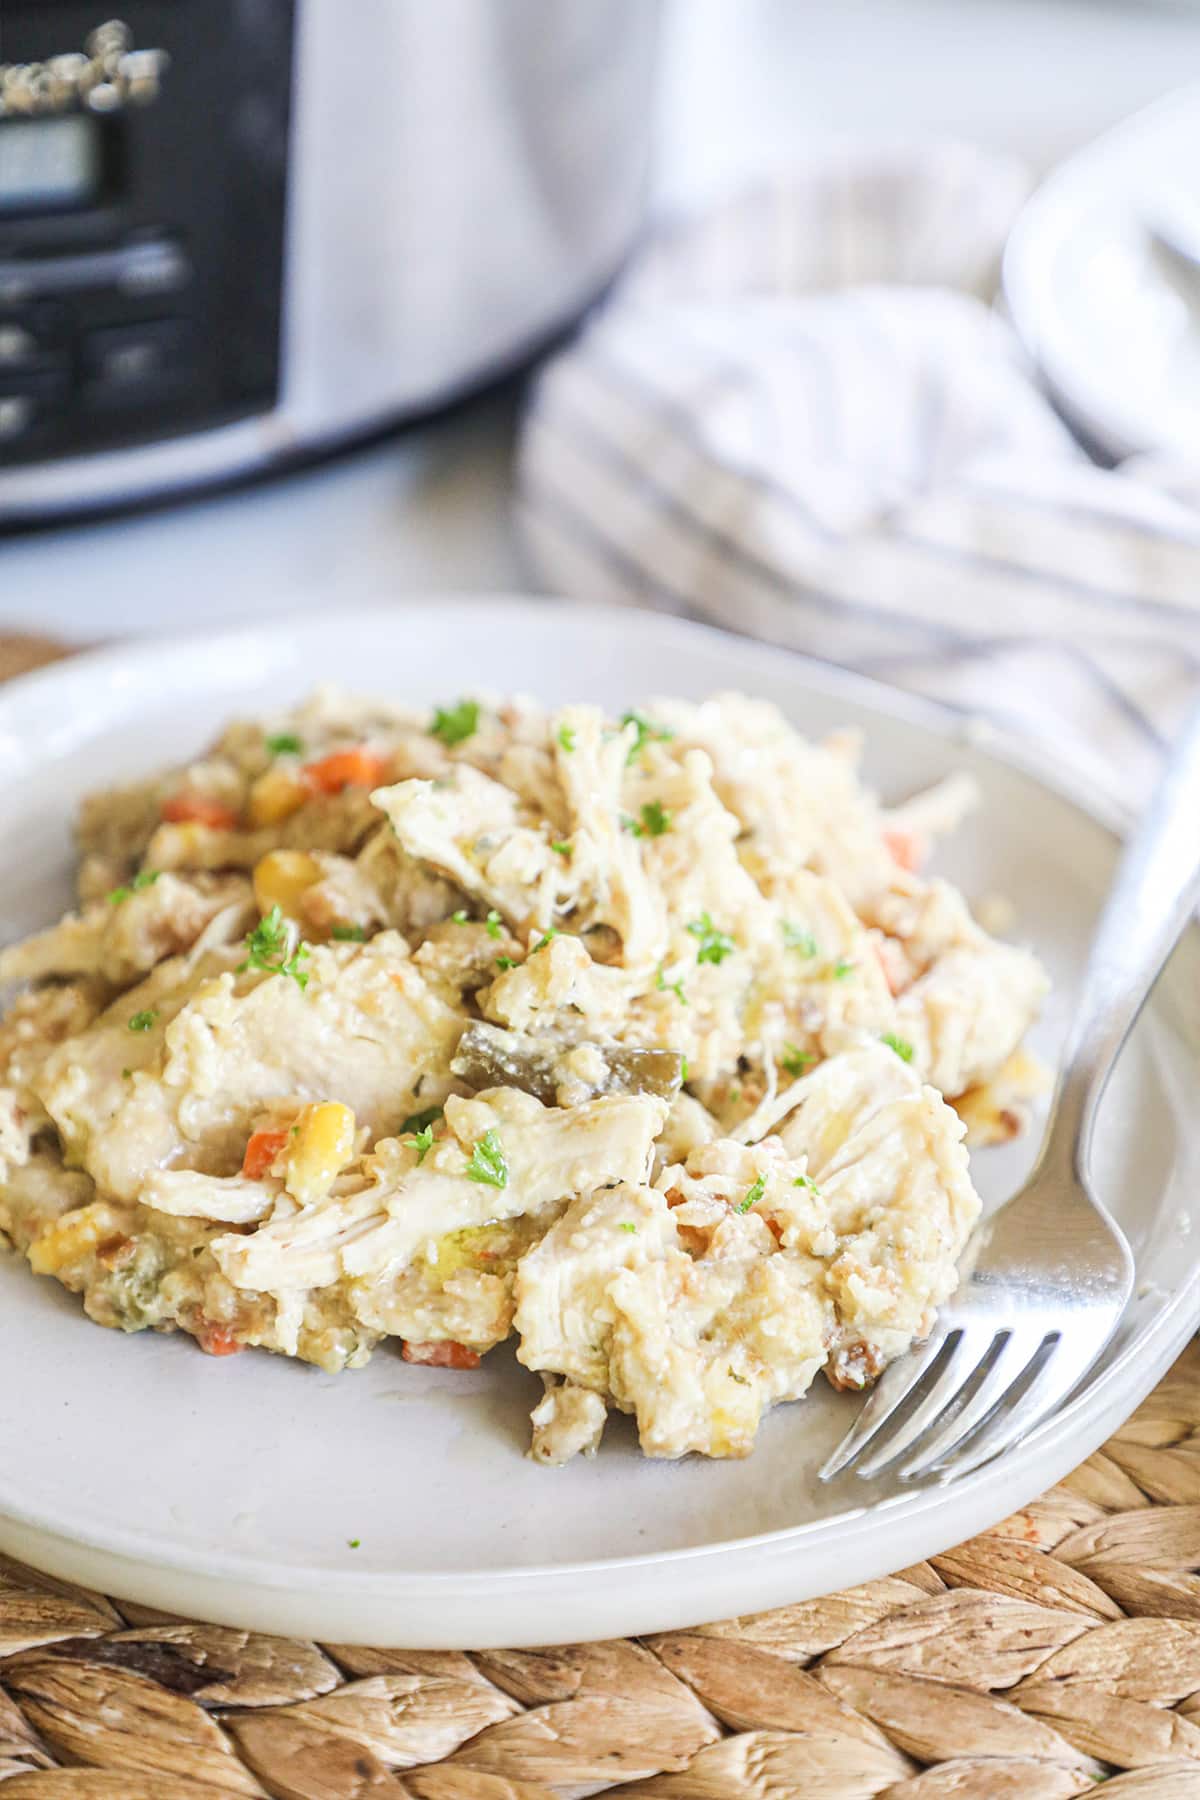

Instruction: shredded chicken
[0,685,1048,1463]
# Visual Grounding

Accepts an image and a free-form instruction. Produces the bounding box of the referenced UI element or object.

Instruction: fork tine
[852,1323,995,1480]
[818,1331,949,1481]
[921,1331,1098,1480]
[896,1328,1045,1481]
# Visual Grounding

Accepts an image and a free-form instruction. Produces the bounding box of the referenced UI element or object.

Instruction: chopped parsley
[466,1128,508,1189]
[619,1221,638,1234]
[429,699,479,747]
[687,912,736,966]
[781,921,818,956]
[550,840,572,857]
[121,1067,132,1080]
[881,1032,915,1063]
[238,905,311,990]
[107,869,161,906]
[495,955,518,971]
[794,1172,819,1192]
[656,963,687,1005]
[452,909,469,924]
[832,959,856,979]
[533,930,558,953]
[728,1367,750,1386]
[620,709,674,764]
[737,1174,767,1214]
[409,1124,435,1163]
[632,800,672,838]
[127,1009,157,1032]
[485,910,502,939]
[265,732,303,757]
[782,1044,815,1078]
[330,924,366,942]
[348,1537,361,1549]
[557,723,576,753]
[680,1056,689,1082]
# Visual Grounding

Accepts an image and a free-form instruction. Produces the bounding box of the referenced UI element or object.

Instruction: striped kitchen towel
[516,142,1200,806]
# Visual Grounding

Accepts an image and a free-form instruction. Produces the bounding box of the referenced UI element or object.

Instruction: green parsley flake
[128,1009,157,1032]
[728,1367,751,1387]
[495,955,518,971]
[656,963,687,1005]
[619,1221,638,1234]
[781,921,818,956]
[409,1125,435,1163]
[533,930,558,953]
[638,800,671,837]
[121,1067,132,1080]
[737,1174,767,1214]
[794,1172,819,1192]
[550,840,572,857]
[620,709,674,764]
[680,1056,690,1082]
[467,1128,508,1188]
[485,910,502,939]
[265,732,303,757]
[452,909,469,924]
[239,905,311,989]
[782,1044,815,1078]
[687,912,736,966]
[330,923,366,941]
[348,1537,361,1549]
[881,1032,915,1063]
[107,869,161,906]
[400,1106,443,1136]
[832,959,856,979]
[429,699,479,747]
[557,723,577,753]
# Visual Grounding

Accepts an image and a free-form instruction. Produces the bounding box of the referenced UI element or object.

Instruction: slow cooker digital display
[0,116,101,214]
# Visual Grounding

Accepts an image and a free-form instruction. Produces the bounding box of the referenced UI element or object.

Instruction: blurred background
[3,0,1200,647]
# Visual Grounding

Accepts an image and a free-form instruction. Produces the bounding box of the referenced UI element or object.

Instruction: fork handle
[1049,698,1200,1177]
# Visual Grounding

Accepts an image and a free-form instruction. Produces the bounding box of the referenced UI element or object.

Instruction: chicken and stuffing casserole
[0,689,1048,1463]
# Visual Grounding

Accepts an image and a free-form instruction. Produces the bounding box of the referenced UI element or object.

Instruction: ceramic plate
[0,599,1197,1649]
[1004,84,1200,462]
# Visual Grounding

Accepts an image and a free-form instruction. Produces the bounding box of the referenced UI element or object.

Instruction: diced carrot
[883,828,922,872]
[301,747,389,795]
[401,1339,481,1370]
[241,1126,290,1180]
[161,792,240,829]
[195,1319,244,1357]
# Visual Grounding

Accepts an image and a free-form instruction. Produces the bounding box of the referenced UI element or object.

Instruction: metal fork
[821,701,1200,1486]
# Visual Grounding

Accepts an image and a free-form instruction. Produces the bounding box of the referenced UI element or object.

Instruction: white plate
[1,598,1197,1649]
[1004,84,1200,463]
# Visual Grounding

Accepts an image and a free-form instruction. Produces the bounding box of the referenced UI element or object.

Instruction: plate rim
[1003,80,1200,463]
[2,595,1193,1621]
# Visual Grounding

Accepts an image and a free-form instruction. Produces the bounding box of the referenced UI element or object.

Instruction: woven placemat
[0,1342,1198,1797]
[1,633,1198,1797]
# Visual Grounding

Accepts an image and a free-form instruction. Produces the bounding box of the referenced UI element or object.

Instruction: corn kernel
[29,1202,125,1275]
[247,766,308,828]
[286,1101,357,1206]
[253,850,322,921]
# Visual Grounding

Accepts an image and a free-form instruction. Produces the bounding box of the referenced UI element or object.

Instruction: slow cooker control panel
[0,2,294,469]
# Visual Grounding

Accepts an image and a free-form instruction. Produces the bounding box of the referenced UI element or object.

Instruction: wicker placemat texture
[1,631,1197,1795]
[0,1341,1198,1796]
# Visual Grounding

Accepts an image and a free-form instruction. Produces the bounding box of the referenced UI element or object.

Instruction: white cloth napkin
[516,142,1200,807]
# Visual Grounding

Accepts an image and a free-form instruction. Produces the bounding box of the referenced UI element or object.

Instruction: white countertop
[6,0,1200,643]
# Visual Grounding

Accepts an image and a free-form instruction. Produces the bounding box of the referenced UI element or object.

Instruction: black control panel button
[0,239,192,306]
[0,324,37,368]
[82,318,191,402]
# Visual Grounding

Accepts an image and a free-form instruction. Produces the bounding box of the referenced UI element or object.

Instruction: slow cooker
[0,0,660,521]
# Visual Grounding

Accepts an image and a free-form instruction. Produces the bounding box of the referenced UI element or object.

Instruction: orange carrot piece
[401,1339,481,1370]
[301,747,389,795]
[241,1126,290,1180]
[161,792,240,829]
